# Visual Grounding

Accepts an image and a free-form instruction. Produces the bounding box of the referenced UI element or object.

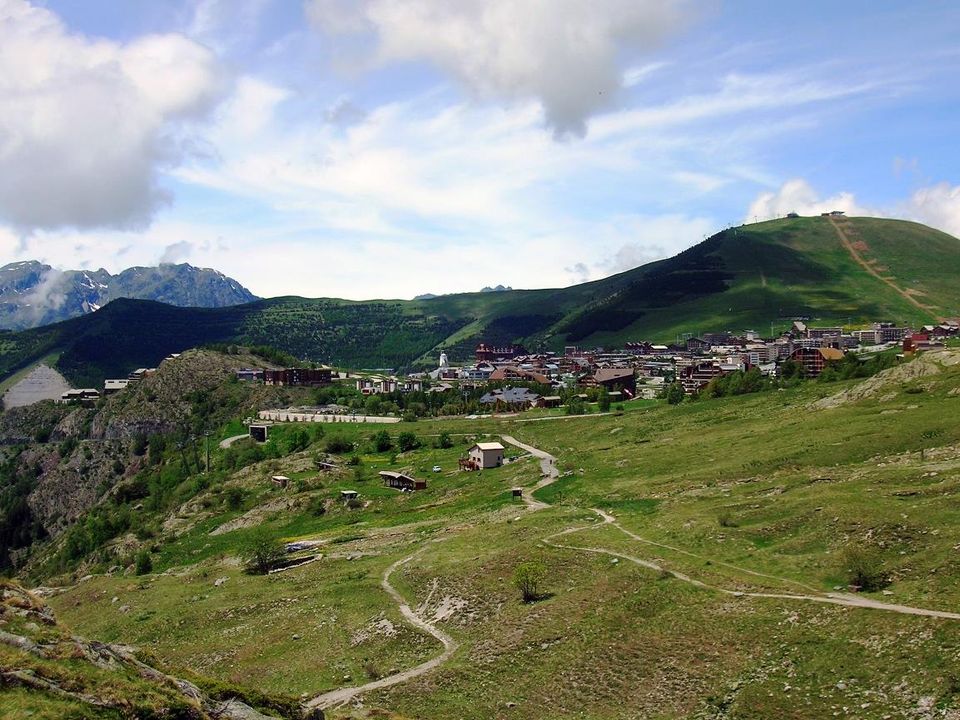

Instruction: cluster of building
[59,354,180,405]
[228,319,957,412]
[404,320,955,403]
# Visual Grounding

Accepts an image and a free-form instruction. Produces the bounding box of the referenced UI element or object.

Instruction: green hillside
[1,216,957,386]
[13,347,960,719]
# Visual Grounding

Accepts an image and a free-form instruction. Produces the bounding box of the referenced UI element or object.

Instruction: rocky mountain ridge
[0,260,258,330]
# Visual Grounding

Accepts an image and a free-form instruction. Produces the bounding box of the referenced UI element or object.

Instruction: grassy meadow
[45,351,960,718]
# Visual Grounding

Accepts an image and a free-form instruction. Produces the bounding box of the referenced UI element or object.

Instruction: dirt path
[218,434,248,449]
[307,437,555,708]
[307,434,960,709]
[501,435,559,510]
[829,217,938,315]
[306,545,459,710]
[545,509,960,621]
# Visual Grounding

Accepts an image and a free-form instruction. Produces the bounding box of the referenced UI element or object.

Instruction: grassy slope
[47,352,960,719]
[1,217,957,385]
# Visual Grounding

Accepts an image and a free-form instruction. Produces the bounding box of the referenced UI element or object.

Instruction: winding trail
[306,434,960,710]
[545,508,960,621]
[307,545,459,710]
[829,217,938,315]
[500,434,559,510]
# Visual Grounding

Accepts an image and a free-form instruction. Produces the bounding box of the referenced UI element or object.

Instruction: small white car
[432,465,442,473]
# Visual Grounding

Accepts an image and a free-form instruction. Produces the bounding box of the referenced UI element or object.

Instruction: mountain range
[0,261,258,330]
[1,215,958,387]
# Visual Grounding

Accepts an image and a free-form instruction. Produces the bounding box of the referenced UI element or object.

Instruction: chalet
[538,395,562,408]
[128,368,156,382]
[340,490,359,502]
[703,332,733,346]
[678,362,726,394]
[488,366,550,384]
[903,333,943,353]
[235,368,265,382]
[624,341,653,354]
[379,471,426,491]
[315,460,338,471]
[479,387,540,410]
[584,368,636,396]
[60,388,100,404]
[475,343,526,362]
[271,475,290,488]
[462,442,505,470]
[789,347,844,377]
[103,379,130,395]
[685,337,710,352]
[807,326,843,339]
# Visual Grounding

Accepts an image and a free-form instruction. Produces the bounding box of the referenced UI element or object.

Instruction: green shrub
[135,551,153,575]
[224,487,245,510]
[243,532,285,575]
[513,561,548,603]
[371,430,392,452]
[325,436,353,454]
[397,431,421,452]
[842,546,890,592]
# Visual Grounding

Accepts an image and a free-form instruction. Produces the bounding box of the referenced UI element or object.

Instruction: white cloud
[600,214,715,274]
[744,178,960,239]
[305,0,690,137]
[0,0,227,232]
[745,179,870,222]
[159,240,193,264]
[902,183,960,238]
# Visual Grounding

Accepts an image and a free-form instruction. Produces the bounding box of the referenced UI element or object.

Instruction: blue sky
[1,0,958,299]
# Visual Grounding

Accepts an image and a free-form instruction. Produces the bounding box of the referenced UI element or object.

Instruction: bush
[717,511,738,528]
[59,436,78,458]
[134,551,153,575]
[842,546,890,592]
[131,434,148,456]
[397,431,421,452]
[513,561,547,603]
[285,428,310,455]
[325,436,353,454]
[663,382,685,405]
[436,431,454,449]
[371,430,392,453]
[307,495,327,517]
[243,532,285,575]
[566,397,587,415]
[598,393,612,412]
[224,487,245,510]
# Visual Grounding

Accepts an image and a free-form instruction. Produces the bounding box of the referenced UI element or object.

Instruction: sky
[0,0,959,300]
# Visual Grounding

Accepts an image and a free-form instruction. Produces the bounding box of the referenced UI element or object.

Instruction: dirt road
[306,546,459,710]
[546,508,960,621]
[218,434,248,449]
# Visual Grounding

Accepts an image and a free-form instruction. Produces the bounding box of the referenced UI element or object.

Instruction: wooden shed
[379,471,426,491]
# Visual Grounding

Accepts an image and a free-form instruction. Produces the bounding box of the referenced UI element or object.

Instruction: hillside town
[53,320,958,413]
